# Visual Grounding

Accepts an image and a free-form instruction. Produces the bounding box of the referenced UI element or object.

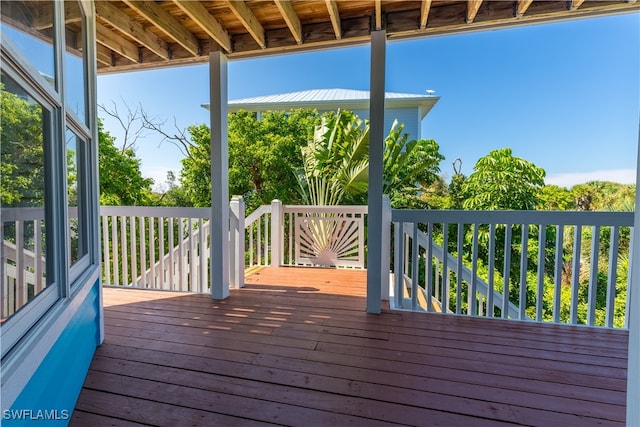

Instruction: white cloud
[141,166,174,192]
[546,169,637,188]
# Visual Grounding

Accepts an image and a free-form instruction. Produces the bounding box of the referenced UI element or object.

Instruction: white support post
[210,51,230,300]
[627,123,640,426]
[270,200,283,267]
[367,30,386,314]
[381,195,391,301]
[229,196,245,289]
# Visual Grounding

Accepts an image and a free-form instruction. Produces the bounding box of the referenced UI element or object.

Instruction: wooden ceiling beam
[226,1,266,49]
[570,0,586,10]
[420,0,432,29]
[174,1,232,53]
[374,0,382,31]
[123,0,200,56]
[466,0,483,23]
[515,0,534,17]
[325,0,342,39]
[95,22,139,63]
[274,0,303,44]
[95,1,169,60]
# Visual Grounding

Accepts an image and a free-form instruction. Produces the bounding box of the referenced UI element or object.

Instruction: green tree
[98,120,154,205]
[180,110,319,210]
[1,84,45,206]
[462,148,545,210]
[295,110,445,207]
[571,181,636,211]
[537,184,575,210]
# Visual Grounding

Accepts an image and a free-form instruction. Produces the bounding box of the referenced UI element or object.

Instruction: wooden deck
[72,267,628,426]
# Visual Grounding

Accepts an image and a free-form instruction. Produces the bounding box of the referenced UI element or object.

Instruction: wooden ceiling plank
[123,0,199,56]
[174,0,232,52]
[420,0,433,29]
[95,21,139,63]
[95,1,169,60]
[33,2,82,30]
[325,0,342,39]
[516,0,534,17]
[570,0,586,10]
[375,0,382,30]
[96,43,113,66]
[467,0,483,23]
[274,0,303,44]
[226,1,266,49]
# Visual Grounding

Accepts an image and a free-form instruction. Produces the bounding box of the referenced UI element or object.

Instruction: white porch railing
[1,207,46,319]
[392,209,634,328]
[3,202,634,329]
[100,206,211,292]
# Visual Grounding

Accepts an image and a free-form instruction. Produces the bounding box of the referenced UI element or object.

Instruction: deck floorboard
[72,267,628,426]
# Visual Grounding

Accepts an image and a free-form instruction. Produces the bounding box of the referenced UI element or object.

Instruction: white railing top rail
[244,205,272,227]
[99,205,211,218]
[283,205,368,214]
[392,209,634,227]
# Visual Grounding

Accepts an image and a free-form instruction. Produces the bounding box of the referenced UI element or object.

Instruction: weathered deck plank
[72,267,628,426]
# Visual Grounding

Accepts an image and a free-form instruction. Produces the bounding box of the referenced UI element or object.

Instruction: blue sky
[97,12,640,190]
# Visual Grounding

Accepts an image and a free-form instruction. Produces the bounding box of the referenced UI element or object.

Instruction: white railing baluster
[34,219,43,293]
[535,224,546,321]
[189,218,196,292]
[442,223,449,313]
[139,216,147,287]
[167,217,174,289]
[426,222,433,312]
[411,223,419,311]
[102,216,110,285]
[288,212,293,266]
[178,218,185,291]
[130,216,137,287]
[570,225,582,324]
[149,217,156,289]
[469,223,479,316]
[519,224,529,320]
[625,231,634,329]
[257,216,261,265]
[199,219,206,292]
[249,223,254,267]
[606,226,620,328]
[502,224,512,318]
[487,223,496,317]
[15,221,25,309]
[157,217,165,289]
[553,225,564,323]
[394,221,404,309]
[587,225,600,326]
[120,216,128,285]
[456,223,463,315]
[111,216,119,285]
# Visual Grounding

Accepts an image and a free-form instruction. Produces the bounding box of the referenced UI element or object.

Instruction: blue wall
[4,280,100,426]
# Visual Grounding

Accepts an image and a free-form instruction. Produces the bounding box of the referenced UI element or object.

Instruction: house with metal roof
[205,88,439,141]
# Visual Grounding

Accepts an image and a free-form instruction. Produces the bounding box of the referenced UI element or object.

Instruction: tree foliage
[98,120,154,205]
[180,110,319,210]
[294,110,445,207]
[1,84,45,206]
[462,148,545,210]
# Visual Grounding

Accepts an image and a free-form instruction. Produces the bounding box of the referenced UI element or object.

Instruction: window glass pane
[64,1,86,124]
[0,1,56,89]
[1,73,50,321]
[65,129,87,267]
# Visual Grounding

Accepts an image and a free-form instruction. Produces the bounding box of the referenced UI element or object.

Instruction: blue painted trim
[3,279,100,426]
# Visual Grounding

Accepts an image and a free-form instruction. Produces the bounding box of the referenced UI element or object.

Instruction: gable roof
[219,88,439,119]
